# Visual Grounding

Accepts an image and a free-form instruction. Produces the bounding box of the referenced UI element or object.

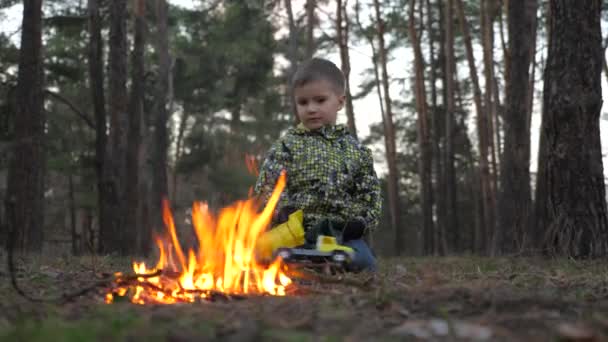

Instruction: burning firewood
[105,173,294,304]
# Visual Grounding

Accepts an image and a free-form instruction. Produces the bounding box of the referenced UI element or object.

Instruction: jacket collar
[293,123,348,140]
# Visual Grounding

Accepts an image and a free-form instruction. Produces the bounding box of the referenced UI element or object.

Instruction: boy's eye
[297,99,308,106]
[314,97,326,104]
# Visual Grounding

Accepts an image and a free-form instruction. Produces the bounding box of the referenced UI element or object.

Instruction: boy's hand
[342,219,365,241]
[275,206,298,224]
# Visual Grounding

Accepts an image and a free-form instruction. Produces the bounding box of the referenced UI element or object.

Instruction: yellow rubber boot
[256,209,305,260]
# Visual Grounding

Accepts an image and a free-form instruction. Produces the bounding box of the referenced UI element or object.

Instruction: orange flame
[106,172,291,304]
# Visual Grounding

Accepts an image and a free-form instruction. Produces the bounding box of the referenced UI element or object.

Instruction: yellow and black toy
[255,209,355,267]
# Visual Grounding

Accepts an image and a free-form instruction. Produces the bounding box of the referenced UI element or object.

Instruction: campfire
[105,172,293,304]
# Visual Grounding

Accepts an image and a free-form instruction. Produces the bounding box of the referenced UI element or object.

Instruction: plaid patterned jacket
[254,123,382,232]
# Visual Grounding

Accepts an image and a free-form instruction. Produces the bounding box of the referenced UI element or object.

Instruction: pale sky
[1,1,606,178]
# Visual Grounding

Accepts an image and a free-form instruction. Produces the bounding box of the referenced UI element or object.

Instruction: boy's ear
[338,94,346,110]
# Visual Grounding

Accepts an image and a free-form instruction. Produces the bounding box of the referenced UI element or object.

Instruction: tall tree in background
[427,0,443,255]
[126,0,146,255]
[496,0,536,254]
[305,0,316,58]
[87,0,107,254]
[479,0,496,254]
[99,0,128,254]
[6,0,45,251]
[407,0,434,256]
[152,0,170,237]
[443,0,457,253]
[455,0,484,253]
[526,8,539,133]
[373,0,402,254]
[353,0,385,249]
[336,0,357,138]
[284,0,298,122]
[535,0,608,257]
[354,0,385,134]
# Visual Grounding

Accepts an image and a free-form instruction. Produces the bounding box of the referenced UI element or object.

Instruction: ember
[105,172,293,304]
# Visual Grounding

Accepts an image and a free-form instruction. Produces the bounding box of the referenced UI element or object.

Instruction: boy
[254,58,382,272]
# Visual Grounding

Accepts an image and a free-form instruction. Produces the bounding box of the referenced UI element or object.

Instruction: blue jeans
[343,239,377,272]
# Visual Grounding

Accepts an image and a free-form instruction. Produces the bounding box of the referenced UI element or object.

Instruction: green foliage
[170,2,290,205]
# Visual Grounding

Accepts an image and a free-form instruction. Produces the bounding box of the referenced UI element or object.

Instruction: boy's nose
[306,103,318,113]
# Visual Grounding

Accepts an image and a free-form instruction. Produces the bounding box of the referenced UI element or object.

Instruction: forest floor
[0,253,607,341]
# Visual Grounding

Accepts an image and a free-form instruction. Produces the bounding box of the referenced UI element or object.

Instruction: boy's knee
[344,239,377,273]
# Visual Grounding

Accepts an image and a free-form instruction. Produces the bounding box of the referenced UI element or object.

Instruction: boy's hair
[291,58,345,94]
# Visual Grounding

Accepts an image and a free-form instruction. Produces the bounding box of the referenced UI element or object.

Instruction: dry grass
[1,252,607,341]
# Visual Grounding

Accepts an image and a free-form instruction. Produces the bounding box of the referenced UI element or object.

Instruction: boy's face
[294,79,345,130]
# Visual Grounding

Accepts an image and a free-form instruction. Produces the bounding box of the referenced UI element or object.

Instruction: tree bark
[87,0,107,255]
[99,0,128,254]
[336,0,357,138]
[284,0,299,123]
[172,110,189,203]
[480,0,496,255]
[496,0,536,255]
[6,0,45,252]
[126,0,146,255]
[68,173,78,255]
[373,0,402,255]
[152,0,170,239]
[305,0,316,58]
[354,0,383,249]
[455,0,485,253]
[408,0,434,258]
[602,47,608,87]
[526,8,539,133]
[425,0,440,255]
[534,0,608,257]
[435,0,448,255]
[443,0,457,254]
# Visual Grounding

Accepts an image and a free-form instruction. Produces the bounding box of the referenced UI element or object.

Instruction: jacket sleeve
[352,147,382,232]
[254,139,291,216]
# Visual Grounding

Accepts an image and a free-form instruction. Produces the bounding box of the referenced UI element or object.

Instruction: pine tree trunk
[87,0,107,254]
[534,0,608,257]
[152,0,170,237]
[336,0,357,139]
[354,0,383,249]
[99,0,128,254]
[6,0,45,252]
[172,110,189,203]
[602,47,608,86]
[305,0,316,58]
[526,9,539,133]
[126,0,146,255]
[443,0,457,254]
[496,0,536,254]
[479,0,496,255]
[373,0,402,255]
[68,173,78,255]
[456,0,485,253]
[499,1,509,95]
[408,0,434,258]
[284,0,299,123]
[426,0,440,255]
[455,0,483,157]
[435,0,448,255]
[486,2,499,227]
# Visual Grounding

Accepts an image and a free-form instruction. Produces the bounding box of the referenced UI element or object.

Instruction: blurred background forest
[0,0,607,258]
